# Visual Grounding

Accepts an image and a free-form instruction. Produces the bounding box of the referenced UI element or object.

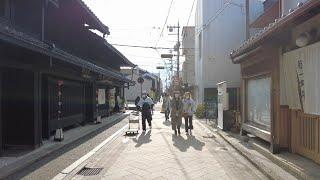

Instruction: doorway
[2,68,35,150]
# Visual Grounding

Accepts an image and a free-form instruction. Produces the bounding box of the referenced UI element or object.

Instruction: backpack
[142,102,151,112]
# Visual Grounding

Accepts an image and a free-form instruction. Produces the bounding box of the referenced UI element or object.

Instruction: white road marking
[52,124,128,180]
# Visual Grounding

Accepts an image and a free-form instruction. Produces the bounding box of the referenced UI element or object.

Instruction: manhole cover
[77,167,103,176]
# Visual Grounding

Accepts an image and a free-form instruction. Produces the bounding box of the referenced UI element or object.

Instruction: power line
[197,0,244,33]
[110,43,194,50]
[155,0,175,48]
[187,0,196,26]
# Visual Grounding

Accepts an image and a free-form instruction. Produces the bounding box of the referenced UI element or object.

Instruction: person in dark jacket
[137,91,154,132]
[170,91,183,135]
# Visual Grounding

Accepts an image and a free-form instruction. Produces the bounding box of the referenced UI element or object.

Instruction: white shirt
[183,98,195,116]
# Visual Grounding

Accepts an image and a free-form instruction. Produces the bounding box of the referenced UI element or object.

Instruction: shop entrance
[1,68,37,150]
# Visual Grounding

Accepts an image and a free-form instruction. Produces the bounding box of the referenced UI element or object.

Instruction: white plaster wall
[195,0,204,103]
[182,27,195,86]
[195,0,245,103]
[249,0,264,24]
[123,72,154,102]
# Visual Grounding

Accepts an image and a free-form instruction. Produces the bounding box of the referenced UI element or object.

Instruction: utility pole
[177,22,180,78]
[168,22,181,78]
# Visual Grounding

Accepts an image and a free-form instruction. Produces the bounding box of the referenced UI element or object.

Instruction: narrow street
[54,105,267,180]
[1,0,320,179]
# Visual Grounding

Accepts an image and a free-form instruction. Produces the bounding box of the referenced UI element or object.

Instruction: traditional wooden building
[0,0,134,155]
[230,0,320,164]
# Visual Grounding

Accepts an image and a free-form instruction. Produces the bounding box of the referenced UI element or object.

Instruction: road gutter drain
[76,167,103,176]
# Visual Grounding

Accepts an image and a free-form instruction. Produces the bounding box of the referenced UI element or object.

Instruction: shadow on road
[133,130,152,148]
[172,134,205,152]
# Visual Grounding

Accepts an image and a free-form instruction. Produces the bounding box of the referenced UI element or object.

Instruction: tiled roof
[77,0,110,35]
[0,22,132,83]
[230,0,320,62]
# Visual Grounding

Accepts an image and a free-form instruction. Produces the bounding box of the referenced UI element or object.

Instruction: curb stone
[197,120,297,180]
[249,141,307,180]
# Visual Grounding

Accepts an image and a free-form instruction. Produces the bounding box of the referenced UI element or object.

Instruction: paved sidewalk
[0,113,128,179]
[63,111,268,180]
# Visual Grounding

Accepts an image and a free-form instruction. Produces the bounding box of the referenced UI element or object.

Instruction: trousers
[165,108,170,120]
[142,111,152,130]
[184,116,193,132]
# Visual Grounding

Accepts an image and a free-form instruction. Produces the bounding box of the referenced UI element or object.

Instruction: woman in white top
[182,92,195,135]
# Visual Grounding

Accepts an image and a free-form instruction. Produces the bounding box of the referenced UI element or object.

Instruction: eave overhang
[75,0,110,35]
[104,41,135,67]
[230,0,320,64]
[0,23,131,84]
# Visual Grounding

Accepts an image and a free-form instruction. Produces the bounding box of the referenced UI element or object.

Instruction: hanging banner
[296,59,305,110]
[109,88,116,109]
[98,89,106,105]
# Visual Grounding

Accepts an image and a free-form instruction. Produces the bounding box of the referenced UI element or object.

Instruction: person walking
[170,91,183,135]
[162,93,171,121]
[183,92,196,135]
[147,93,155,115]
[135,96,140,110]
[137,91,154,132]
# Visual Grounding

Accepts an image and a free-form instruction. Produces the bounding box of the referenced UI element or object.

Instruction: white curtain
[281,41,320,115]
[247,77,271,128]
[281,50,301,110]
[303,42,320,115]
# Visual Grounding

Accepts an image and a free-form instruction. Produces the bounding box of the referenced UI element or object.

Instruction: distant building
[121,68,162,102]
[195,0,248,109]
[181,26,196,99]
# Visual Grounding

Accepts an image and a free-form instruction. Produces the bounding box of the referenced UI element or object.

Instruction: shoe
[178,129,181,135]
[189,129,192,135]
[186,131,189,135]
[149,125,152,129]
[174,130,177,135]
[142,130,146,132]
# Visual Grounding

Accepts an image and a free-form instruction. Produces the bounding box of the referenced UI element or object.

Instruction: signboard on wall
[217,81,228,130]
[98,89,106,105]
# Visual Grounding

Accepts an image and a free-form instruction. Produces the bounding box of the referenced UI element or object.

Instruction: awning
[230,0,320,63]
[0,22,132,84]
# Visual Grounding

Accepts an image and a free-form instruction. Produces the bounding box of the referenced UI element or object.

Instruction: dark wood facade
[0,0,134,155]
[231,0,320,159]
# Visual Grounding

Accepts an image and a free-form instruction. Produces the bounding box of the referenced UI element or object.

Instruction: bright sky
[83,0,196,85]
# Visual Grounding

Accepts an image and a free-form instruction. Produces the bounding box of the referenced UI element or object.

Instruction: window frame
[245,73,272,131]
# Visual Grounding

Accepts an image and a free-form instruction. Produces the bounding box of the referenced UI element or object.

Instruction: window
[247,77,271,128]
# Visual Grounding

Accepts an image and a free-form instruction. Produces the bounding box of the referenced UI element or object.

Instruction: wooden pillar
[33,71,42,147]
[240,65,247,136]
[270,51,281,153]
